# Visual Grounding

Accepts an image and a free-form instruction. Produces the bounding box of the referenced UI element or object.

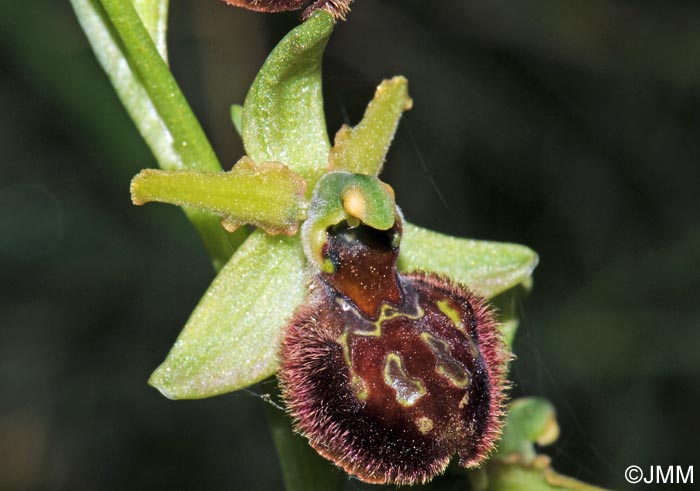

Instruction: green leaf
[71,0,177,169]
[397,222,538,299]
[149,231,307,399]
[242,11,334,186]
[329,76,412,176]
[72,0,236,269]
[131,158,308,235]
[132,0,169,60]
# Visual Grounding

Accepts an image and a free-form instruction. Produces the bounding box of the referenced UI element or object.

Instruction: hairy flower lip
[220,0,353,20]
[280,220,510,484]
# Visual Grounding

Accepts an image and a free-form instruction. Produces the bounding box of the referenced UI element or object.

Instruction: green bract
[497,398,560,462]
[477,397,608,491]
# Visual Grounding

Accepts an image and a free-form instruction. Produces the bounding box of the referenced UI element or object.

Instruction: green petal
[131,159,308,235]
[149,231,307,399]
[242,11,334,187]
[397,222,538,299]
[329,76,412,176]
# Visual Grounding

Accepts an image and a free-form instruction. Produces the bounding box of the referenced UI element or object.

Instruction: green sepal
[131,158,308,235]
[242,11,334,187]
[329,76,412,176]
[302,172,397,272]
[148,231,307,399]
[398,222,538,299]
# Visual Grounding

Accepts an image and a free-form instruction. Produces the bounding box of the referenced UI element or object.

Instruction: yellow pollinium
[416,416,434,434]
[301,172,398,273]
[342,187,367,223]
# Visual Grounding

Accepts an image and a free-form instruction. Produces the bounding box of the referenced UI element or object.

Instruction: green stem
[95,0,239,269]
[99,0,219,171]
[265,387,345,491]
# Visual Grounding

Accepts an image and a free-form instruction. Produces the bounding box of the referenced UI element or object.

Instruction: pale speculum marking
[338,331,370,401]
[420,331,471,388]
[383,352,426,406]
[335,297,424,335]
[416,416,434,434]
[336,297,425,401]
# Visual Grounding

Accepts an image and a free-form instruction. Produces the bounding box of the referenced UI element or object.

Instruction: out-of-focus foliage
[0,1,698,490]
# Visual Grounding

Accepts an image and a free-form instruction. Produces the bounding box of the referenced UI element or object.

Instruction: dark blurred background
[1,1,698,490]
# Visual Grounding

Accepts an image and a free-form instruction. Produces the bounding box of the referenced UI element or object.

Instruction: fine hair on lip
[280,222,508,485]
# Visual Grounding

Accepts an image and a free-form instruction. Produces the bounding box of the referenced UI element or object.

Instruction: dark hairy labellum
[280,222,508,485]
[220,0,353,20]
